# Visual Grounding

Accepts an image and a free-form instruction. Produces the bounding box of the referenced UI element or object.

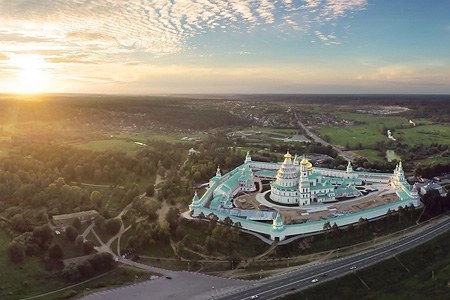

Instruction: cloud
[319,0,367,21]
[0,0,368,61]
[46,54,97,64]
[356,63,450,85]
[357,65,416,82]
[301,0,321,10]
[313,30,340,45]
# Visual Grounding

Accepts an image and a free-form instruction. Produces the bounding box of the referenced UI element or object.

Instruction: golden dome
[300,154,309,165]
[284,151,292,159]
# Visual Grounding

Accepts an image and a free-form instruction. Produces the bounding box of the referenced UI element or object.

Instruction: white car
[350,266,357,270]
[311,278,319,283]
[250,296,259,299]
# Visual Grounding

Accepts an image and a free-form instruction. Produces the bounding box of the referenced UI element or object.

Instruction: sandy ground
[234,193,265,210]
[235,185,399,225]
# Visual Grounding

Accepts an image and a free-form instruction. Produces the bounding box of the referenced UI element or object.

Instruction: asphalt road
[218,215,450,300]
[294,113,356,161]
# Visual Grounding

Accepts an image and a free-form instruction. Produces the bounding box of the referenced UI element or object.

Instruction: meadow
[319,113,450,148]
[317,112,450,163]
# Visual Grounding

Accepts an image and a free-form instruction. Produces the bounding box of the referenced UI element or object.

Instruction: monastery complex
[189,152,421,242]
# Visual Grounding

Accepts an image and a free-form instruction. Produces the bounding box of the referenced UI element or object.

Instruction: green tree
[82,241,94,255]
[145,184,155,197]
[10,213,29,232]
[65,226,78,242]
[165,207,180,233]
[75,235,84,249]
[31,224,53,250]
[62,263,81,281]
[77,261,94,278]
[48,244,64,260]
[105,218,121,235]
[72,217,82,230]
[7,241,26,263]
[90,191,102,207]
[223,216,233,226]
[323,221,331,241]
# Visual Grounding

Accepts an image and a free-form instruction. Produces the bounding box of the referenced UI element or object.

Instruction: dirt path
[223,242,278,277]
[84,203,134,256]
[157,200,171,224]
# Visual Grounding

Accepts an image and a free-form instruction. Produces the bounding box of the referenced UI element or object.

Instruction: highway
[218,215,450,300]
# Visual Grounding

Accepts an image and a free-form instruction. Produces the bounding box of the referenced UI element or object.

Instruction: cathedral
[270,152,337,205]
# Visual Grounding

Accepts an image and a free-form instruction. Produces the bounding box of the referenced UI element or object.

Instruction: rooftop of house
[52,210,99,221]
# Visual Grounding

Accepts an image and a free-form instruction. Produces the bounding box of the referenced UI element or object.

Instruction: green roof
[255,170,276,177]
[271,182,299,191]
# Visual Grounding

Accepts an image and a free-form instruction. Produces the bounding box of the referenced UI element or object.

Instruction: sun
[10,54,52,94]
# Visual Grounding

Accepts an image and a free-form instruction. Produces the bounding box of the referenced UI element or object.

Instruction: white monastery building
[189,151,421,242]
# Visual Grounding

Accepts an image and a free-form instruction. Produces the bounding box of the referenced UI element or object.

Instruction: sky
[0,0,449,94]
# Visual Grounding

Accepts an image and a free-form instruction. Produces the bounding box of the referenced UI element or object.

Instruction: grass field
[318,113,450,149]
[396,124,450,145]
[317,112,450,163]
[70,130,207,154]
[354,149,385,162]
[236,127,303,143]
[72,139,145,155]
[318,113,406,148]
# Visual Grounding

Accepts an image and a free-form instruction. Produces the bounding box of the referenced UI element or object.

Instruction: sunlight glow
[10,54,52,94]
